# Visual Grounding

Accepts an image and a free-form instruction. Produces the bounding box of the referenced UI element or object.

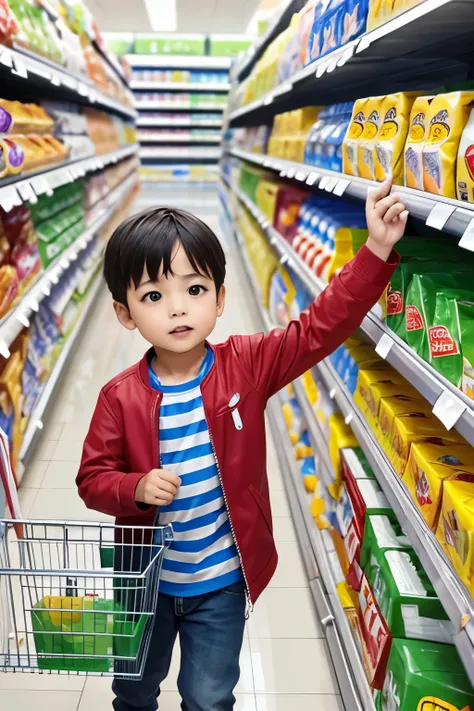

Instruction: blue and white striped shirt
[149,347,243,597]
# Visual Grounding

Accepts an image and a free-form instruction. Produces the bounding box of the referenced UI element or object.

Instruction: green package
[376,638,474,711]
[405,273,474,362]
[133,35,206,56]
[209,37,251,57]
[430,297,474,396]
[360,514,411,571]
[364,542,452,643]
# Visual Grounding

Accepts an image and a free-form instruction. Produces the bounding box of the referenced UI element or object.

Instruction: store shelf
[235,0,305,82]
[92,39,128,86]
[230,146,474,244]
[126,54,232,70]
[136,117,222,128]
[229,0,474,125]
[230,180,474,450]
[140,148,221,160]
[0,143,138,210]
[0,170,138,360]
[0,45,136,121]
[136,101,226,111]
[19,271,104,464]
[230,216,375,711]
[315,357,474,686]
[131,81,230,91]
[137,132,221,144]
[228,188,474,688]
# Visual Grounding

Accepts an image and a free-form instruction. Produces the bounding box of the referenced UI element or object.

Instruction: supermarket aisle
[1,185,342,711]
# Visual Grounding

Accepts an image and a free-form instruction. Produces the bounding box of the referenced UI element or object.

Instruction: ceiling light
[144,0,177,32]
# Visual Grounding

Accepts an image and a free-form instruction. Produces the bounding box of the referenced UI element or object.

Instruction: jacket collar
[137,342,217,391]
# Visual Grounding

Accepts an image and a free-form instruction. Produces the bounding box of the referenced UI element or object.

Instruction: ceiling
[89,0,258,34]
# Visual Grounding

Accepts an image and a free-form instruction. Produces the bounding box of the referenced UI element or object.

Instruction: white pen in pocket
[229,393,243,431]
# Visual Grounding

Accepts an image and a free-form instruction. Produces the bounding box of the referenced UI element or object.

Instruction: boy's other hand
[365,180,408,262]
[135,468,181,506]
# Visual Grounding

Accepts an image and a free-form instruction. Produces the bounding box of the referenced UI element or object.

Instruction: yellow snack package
[402,441,474,530]
[328,413,358,497]
[357,97,384,180]
[343,98,368,177]
[377,394,433,455]
[423,91,474,198]
[456,106,474,202]
[353,365,406,428]
[436,477,474,596]
[367,0,395,30]
[405,96,434,190]
[374,92,420,184]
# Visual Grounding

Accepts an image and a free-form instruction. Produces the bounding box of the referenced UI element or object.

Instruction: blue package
[339,0,368,47]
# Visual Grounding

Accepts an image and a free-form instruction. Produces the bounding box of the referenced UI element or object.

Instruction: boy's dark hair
[103,207,226,306]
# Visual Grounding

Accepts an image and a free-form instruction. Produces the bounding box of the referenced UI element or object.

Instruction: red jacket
[77,245,398,603]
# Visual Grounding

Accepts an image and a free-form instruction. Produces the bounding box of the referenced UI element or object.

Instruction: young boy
[77,181,407,711]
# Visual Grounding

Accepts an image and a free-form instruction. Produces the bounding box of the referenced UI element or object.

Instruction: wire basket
[0,519,173,678]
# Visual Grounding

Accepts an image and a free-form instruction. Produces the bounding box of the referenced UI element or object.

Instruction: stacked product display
[118,34,252,183]
[222,1,474,709]
[0,0,138,485]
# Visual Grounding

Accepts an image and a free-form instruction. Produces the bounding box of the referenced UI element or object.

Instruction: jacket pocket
[249,485,273,536]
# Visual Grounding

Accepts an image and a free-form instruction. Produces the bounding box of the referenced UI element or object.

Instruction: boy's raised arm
[241,181,407,400]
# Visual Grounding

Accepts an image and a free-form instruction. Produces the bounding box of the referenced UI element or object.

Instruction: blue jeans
[112,581,247,711]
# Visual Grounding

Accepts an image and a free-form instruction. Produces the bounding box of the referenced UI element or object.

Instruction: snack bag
[457,105,474,202]
[405,272,474,363]
[429,294,474,388]
[358,573,392,689]
[436,476,474,596]
[376,638,474,711]
[374,92,419,184]
[403,441,474,530]
[343,98,368,176]
[358,97,384,180]
[423,92,474,198]
[340,0,368,46]
[404,96,434,190]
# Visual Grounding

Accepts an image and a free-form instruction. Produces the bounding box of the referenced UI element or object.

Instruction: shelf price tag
[263,95,273,106]
[286,168,296,179]
[426,202,456,230]
[324,177,338,192]
[0,186,21,213]
[50,71,61,87]
[16,181,35,202]
[458,217,474,252]
[432,391,466,431]
[12,55,27,79]
[31,175,50,196]
[295,171,307,182]
[337,44,356,67]
[344,413,353,426]
[375,333,394,359]
[0,340,10,359]
[319,176,330,190]
[333,178,351,196]
[306,173,320,186]
[316,62,328,78]
[357,35,372,53]
[0,48,13,69]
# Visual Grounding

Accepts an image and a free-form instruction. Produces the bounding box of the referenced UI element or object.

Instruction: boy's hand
[135,469,181,506]
[365,180,408,262]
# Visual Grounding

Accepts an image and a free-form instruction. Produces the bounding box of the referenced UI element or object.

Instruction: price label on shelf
[458,217,474,252]
[306,173,320,186]
[50,71,61,87]
[345,413,353,426]
[295,171,307,182]
[12,55,27,79]
[0,340,10,359]
[325,177,339,192]
[333,178,351,196]
[78,83,89,97]
[0,186,21,213]
[286,168,296,179]
[16,181,35,202]
[375,333,394,359]
[316,62,328,78]
[0,48,12,68]
[16,311,30,328]
[31,175,50,196]
[357,35,372,53]
[426,202,456,230]
[319,176,330,190]
[432,391,466,431]
[337,44,356,67]
[263,95,273,106]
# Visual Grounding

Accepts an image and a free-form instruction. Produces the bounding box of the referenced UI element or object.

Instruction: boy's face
[114,241,225,354]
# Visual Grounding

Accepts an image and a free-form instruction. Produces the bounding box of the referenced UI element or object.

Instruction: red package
[274,186,309,243]
[0,0,18,46]
[358,574,392,689]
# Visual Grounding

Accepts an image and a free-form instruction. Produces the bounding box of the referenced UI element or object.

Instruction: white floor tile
[250,638,338,694]
[33,439,57,462]
[249,588,322,639]
[20,460,48,489]
[51,439,84,463]
[0,689,81,710]
[29,488,112,522]
[256,695,343,711]
[272,518,296,543]
[269,542,308,588]
[0,672,85,692]
[270,489,291,518]
[18,487,39,518]
[42,460,80,489]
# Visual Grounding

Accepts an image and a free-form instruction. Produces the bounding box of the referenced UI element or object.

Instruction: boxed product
[376,638,474,711]
[402,441,474,530]
[436,476,474,596]
[353,364,409,432]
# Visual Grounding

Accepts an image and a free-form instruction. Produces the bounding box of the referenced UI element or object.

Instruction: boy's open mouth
[170,326,193,335]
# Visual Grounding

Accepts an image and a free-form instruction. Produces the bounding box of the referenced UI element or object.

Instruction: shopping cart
[0,519,173,679]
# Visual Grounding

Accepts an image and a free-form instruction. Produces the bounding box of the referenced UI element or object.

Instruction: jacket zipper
[207,424,254,617]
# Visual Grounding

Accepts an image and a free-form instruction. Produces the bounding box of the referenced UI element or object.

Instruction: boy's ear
[216,285,226,317]
[113,301,137,331]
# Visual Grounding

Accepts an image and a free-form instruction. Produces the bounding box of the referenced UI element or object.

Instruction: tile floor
[1,187,343,710]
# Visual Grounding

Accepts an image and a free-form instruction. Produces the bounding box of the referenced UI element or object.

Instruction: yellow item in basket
[358,97,384,180]
[374,92,420,184]
[423,92,474,198]
[402,442,474,531]
[328,413,358,497]
[436,477,474,596]
[405,96,434,190]
[43,595,83,627]
[343,98,368,177]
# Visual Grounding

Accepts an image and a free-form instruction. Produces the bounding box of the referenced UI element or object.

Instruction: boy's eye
[188,285,207,296]
[144,291,162,303]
